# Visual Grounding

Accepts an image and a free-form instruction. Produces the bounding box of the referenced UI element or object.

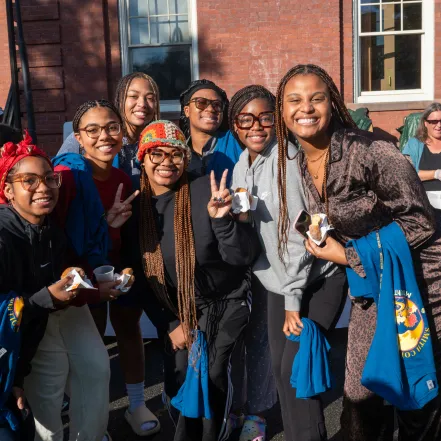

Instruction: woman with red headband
[0,129,76,441]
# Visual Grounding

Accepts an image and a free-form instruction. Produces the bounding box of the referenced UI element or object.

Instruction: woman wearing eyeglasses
[122,120,261,441]
[58,75,162,438]
[403,103,441,211]
[179,79,243,185]
[230,86,345,441]
[23,100,142,441]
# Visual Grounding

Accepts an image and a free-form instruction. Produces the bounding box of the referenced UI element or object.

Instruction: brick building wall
[0,0,439,153]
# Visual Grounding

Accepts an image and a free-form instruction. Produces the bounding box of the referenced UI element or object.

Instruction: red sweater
[54,165,132,305]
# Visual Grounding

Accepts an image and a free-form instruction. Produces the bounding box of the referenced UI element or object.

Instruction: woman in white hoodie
[230,85,347,441]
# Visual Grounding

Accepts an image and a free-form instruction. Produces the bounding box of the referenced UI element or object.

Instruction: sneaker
[238,415,266,441]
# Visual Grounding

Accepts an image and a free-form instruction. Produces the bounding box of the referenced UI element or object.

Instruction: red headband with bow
[0,131,52,204]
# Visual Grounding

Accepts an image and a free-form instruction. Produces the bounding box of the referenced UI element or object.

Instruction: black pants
[159,296,250,441]
[267,269,348,441]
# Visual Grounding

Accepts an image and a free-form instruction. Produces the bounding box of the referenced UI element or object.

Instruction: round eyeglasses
[78,122,122,139]
[8,172,62,192]
[149,150,186,165]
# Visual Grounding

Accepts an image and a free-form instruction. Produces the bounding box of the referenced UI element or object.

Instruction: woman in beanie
[0,130,77,440]
[179,79,243,185]
[122,120,261,441]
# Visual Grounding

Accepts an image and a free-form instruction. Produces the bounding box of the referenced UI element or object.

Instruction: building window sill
[346,100,439,112]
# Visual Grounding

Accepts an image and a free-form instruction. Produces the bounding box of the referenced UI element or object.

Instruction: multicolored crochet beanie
[137,120,191,163]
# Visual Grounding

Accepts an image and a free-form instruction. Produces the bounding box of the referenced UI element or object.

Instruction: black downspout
[15,0,37,143]
[5,0,21,131]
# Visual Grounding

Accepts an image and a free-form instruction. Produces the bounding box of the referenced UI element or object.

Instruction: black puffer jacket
[0,206,66,386]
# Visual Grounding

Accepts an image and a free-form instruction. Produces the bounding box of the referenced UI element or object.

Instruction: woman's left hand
[207,170,233,218]
[106,183,140,228]
[305,235,348,265]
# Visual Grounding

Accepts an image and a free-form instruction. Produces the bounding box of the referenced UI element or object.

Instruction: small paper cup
[93,265,115,282]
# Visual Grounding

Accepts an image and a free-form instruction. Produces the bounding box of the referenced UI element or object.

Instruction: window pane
[403,3,422,31]
[131,46,191,100]
[360,0,378,4]
[170,16,190,42]
[361,5,380,33]
[129,0,148,17]
[382,4,400,32]
[130,18,149,45]
[170,0,188,14]
[149,0,168,15]
[150,16,170,43]
[360,34,421,92]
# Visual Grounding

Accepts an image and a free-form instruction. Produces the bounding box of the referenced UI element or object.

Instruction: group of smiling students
[0,63,441,441]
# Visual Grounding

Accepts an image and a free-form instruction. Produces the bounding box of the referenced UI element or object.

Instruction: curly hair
[275,64,356,260]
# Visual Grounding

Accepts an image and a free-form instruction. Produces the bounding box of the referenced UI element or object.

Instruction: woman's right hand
[169,324,187,351]
[48,276,78,304]
[97,280,121,302]
[283,310,303,337]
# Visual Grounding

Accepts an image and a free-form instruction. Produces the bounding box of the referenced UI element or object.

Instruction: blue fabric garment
[346,222,438,410]
[171,330,213,419]
[52,153,109,268]
[402,137,425,173]
[286,318,332,399]
[0,293,22,432]
[206,131,242,187]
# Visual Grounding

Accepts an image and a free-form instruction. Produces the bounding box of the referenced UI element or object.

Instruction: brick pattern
[0,0,439,155]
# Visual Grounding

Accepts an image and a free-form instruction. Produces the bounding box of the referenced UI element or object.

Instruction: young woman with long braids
[231,85,347,441]
[58,76,162,437]
[276,64,441,440]
[179,79,242,184]
[122,120,261,441]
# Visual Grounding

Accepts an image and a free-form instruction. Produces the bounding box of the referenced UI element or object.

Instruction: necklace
[308,148,328,179]
[306,150,327,163]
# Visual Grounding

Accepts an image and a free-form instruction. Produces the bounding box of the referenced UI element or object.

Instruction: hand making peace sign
[207,170,233,218]
[106,183,140,228]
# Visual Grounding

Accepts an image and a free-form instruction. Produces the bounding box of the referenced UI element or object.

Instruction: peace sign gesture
[207,170,233,218]
[106,183,140,228]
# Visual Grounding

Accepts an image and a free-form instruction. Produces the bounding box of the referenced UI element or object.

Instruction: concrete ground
[99,328,349,441]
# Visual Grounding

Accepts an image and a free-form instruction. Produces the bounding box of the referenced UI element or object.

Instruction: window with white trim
[119,0,199,108]
[355,0,434,103]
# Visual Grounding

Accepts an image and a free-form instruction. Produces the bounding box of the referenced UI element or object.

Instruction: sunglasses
[426,119,441,125]
[187,97,225,113]
[8,172,62,192]
[235,112,275,129]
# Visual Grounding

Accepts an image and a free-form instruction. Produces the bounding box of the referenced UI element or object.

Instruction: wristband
[435,170,441,180]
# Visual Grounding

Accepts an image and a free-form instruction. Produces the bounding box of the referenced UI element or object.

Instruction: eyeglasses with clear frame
[235,112,275,129]
[187,97,225,113]
[78,122,122,139]
[148,149,186,165]
[7,172,62,192]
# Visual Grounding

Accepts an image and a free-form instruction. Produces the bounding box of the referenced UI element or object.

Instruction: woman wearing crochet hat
[0,129,78,440]
[122,120,261,441]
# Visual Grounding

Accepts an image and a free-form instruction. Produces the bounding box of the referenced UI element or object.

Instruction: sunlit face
[424,110,441,141]
[143,146,187,195]
[234,98,275,158]
[184,89,224,135]
[4,156,59,225]
[74,106,123,166]
[282,74,332,144]
[124,77,156,131]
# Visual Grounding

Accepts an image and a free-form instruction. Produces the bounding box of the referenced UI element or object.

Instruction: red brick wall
[0,3,11,108]
[197,0,344,97]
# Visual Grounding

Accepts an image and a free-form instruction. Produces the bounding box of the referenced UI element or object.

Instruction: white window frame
[118,0,200,112]
[353,0,434,104]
